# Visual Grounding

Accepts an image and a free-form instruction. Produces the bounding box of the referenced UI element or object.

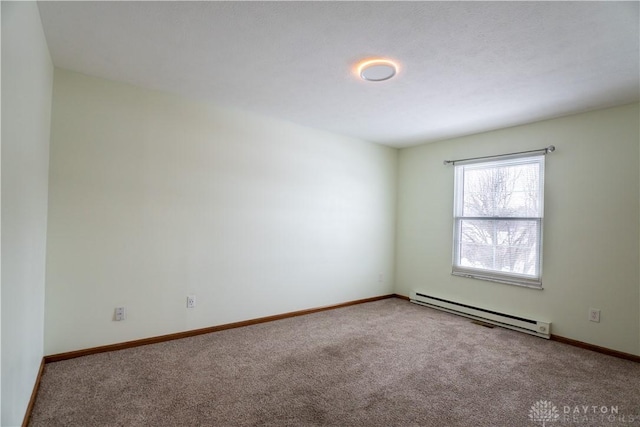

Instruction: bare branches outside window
[453,155,545,288]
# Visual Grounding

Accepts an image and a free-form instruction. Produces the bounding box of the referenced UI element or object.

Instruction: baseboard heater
[410,290,551,339]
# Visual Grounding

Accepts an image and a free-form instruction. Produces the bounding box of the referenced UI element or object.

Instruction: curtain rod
[443,145,555,166]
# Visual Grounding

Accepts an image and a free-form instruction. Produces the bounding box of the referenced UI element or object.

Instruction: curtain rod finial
[547,145,556,153]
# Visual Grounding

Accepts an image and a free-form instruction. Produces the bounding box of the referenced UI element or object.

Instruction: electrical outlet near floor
[589,308,600,323]
[187,295,196,309]
[114,307,126,321]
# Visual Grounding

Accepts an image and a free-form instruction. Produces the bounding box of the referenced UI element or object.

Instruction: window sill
[452,270,543,289]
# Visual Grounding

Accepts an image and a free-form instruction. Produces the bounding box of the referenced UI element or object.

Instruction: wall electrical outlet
[114,307,126,321]
[589,308,600,323]
[378,273,384,283]
[187,295,196,309]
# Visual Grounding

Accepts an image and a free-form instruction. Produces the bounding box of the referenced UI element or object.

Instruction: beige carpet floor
[30,298,640,426]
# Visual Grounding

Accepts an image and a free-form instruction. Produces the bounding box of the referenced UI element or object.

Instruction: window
[452,154,545,288]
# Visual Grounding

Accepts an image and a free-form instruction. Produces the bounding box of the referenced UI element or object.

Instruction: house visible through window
[452,154,545,288]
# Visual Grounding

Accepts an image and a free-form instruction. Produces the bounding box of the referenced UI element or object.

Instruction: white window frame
[452,154,545,288]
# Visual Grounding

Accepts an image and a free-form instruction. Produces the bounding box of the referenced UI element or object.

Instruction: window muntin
[453,155,544,287]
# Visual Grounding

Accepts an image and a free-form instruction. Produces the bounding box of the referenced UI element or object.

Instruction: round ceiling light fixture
[356,58,399,82]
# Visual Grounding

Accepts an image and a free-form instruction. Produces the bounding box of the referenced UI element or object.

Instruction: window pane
[457,219,539,277]
[462,160,541,217]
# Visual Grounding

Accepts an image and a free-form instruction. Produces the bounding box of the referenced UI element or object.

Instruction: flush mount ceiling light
[356,58,399,82]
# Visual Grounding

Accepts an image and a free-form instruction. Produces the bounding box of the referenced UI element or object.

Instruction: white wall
[1,2,53,426]
[45,69,397,355]
[396,103,640,355]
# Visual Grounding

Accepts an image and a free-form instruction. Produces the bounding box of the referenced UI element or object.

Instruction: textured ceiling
[37,1,639,148]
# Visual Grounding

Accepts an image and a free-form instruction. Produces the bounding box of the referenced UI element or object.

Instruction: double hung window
[452,155,545,288]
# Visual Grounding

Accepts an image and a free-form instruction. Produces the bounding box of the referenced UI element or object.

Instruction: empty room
[2,1,639,426]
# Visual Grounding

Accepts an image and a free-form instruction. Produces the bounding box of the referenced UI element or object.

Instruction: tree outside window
[453,155,544,287]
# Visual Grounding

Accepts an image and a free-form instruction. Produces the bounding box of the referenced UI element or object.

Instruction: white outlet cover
[187,295,196,308]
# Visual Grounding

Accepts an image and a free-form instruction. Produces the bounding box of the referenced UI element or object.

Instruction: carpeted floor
[30,298,640,426]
